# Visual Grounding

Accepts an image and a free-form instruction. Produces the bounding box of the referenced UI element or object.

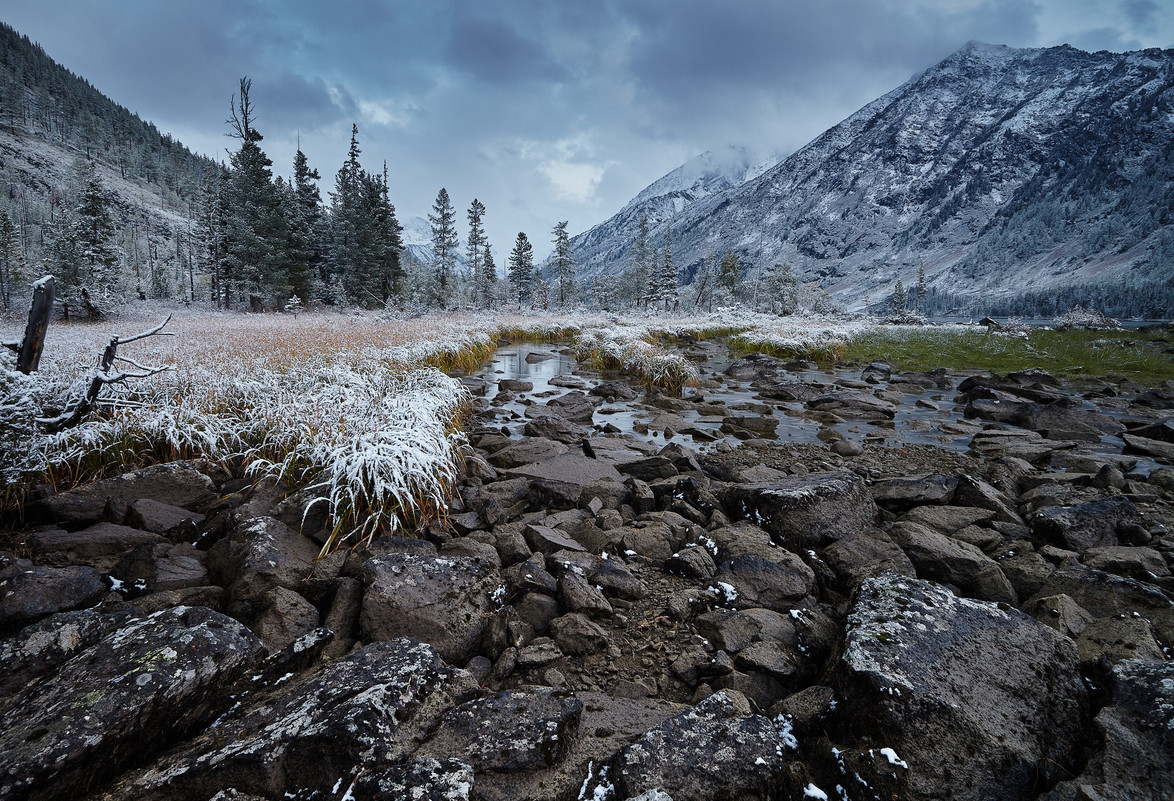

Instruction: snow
[878,746,909,769]
[803,783,829,800]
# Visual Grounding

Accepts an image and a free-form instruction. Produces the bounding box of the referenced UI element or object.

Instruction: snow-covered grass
[573,324,700,393]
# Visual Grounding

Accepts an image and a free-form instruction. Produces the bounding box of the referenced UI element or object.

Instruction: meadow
[2,306,1170,547]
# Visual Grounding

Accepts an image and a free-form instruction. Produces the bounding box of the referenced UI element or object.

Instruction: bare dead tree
[2,275,54,373]
[37,315,174,431]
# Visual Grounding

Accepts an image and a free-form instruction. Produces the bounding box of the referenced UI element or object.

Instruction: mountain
[571,42,1174,315]
[570,145,777,279]
[399,215,467,270]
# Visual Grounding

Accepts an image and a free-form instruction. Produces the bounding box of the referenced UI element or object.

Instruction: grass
[835,326,1174,383]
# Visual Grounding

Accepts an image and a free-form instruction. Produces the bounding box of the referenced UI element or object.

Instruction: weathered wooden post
[3,276,55,374]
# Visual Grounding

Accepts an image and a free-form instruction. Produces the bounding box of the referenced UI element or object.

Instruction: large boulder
[360,553,501,664]
[100,639,478,801]
[27,461,217,528]
[711,554,815,612]
[0,606,263,801]
[208,516,320,623]
[417,688,582,773]
[1040,660,1174,801]
[0,560,107,631]
[27,523,165,571]
[0,607,135,698]
[1029,496,1140,553]
[829,575,1088,801]
[604,690,787,801]
[720,472,878,549]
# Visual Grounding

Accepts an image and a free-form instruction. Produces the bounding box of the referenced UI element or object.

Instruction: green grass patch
[836,327,1174,383]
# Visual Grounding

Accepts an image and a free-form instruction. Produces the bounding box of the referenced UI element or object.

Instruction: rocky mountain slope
[571,42,1174,314]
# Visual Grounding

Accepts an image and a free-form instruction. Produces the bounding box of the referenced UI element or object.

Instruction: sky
[4,1,1172,259]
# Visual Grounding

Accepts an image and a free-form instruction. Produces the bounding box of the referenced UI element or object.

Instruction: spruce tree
[629,215,650,307]
[291,147,325,303]
[428,187,459,309]
[481,241,497,310]
[916,260,928,313]
[657,228,678,311]
[893,279,907,316]
[552,220,575,307]
[466,199,487,307]
[508,232,534,304]
[719,250,739,297]
[331,124,365,305]
[0,209,24,311]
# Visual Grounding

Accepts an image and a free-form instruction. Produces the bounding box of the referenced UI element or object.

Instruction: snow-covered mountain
[571,42,1174,313]
[569,145,780,278]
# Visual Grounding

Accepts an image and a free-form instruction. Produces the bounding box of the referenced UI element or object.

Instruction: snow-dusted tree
[719,250,739,297]
[0,208,26,311]
[290,147,326,303]
[691,253,715,312]
[428,187,459,309]
[223,77,288,309]
[480,241,498,310]
[71,158,120,316]
[651,228,678,311]
[628,215,651,307]
[532,265,549,310]
[916,260,928,313]
[552,220,575,307]
[465,198,487,307]
[508,232,533,304]
[775,262,799,315]
[892,279,907,316]
[197,163,230,307]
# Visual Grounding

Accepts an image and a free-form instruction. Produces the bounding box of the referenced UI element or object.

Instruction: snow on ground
[0,305,948,540]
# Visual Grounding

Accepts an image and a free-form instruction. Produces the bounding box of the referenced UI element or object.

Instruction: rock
[541,391,602,423]
[590,559,646,600]
[823,531,916,591]
[27,462,217,528]
[558,572,613,618]
[830,439,864,457]
[0,560,107,630]
[831,575,1088,801]
[0,607,136,698]
[1021,594,1095,638]
[806,391,897,420]
[720,415,779,437]
[506,452,624,484]
[870,474,958,511]
[712,554,815,612]
[208,516,320,623]
[606,691,786,801]
[516,637,563,668]
[0,606,264,801]
[27,523,165,571]
[1121,432,1174,460]
[900,506,995,533]
[360,553,501,664]
[418,688,582,772]
[1075,616,1165,667]
[549,613,608,655]
[350,759,475,801]
[104,639,478,801]
[499,378,534,392]
[590,381,639,401]
[488,438,567,468]
[251,587,321,652]
[617,456,679,482]
[125,498,207,536]
[523,416,590,444]
[692,609,763,653]
[951,475,1021,524]
[321,577,362,659]
[1039,660,1174,801]
[861,361,891,383]
[1029,496,1139,553]
[665,545,717,579]
[1082,545,1169,581]
[721,472,878,549]
[889,521,1005,596]
[524,524,587,556]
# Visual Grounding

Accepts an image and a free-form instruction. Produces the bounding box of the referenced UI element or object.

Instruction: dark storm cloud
[446,15,567,85]
[3,0,1171,253]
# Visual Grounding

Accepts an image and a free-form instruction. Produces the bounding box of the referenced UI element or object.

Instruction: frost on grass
[574,325,698,393]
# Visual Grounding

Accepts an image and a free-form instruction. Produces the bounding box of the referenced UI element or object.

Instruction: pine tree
[552,220,575,307]
[481,241,497,310]
[916,260,928,313]
[658,227,678,311]
[331,124,365,305]
[290,147,325,303]
[0,209,24,311]
[893,279,907,316]
[222,77,288,309]
[466,199,487,307]
[719,250,739,297]
[428,188,459,309]
[777,262,799,315]
[508,232,534,304]
[69,158,120,317]
[629,215,651,307]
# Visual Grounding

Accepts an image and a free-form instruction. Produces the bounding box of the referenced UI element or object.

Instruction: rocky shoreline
[2,341,1173,801]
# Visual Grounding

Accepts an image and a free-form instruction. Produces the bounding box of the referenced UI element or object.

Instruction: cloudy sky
[4,1,1171,257]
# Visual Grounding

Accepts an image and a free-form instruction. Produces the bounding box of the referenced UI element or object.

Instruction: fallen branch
[37,314,174,431]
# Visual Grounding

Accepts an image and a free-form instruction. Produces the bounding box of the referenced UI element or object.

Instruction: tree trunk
[16,276,54,374]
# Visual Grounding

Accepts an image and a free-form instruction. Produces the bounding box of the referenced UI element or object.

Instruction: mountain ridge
[570,41,1174,315]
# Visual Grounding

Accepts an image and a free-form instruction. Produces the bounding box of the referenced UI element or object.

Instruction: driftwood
[2,276,55,374]
[37,314,174,431]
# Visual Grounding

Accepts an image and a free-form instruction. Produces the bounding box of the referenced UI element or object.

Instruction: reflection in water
[473,342,1158,471]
